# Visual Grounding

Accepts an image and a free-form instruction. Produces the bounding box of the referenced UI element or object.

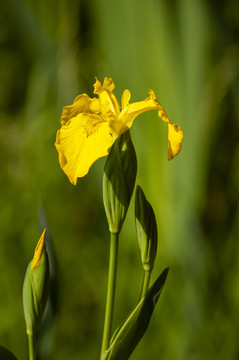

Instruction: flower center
[83,115,104,138]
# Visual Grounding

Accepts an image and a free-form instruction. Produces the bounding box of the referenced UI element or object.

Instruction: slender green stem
[101,232,119,357]
[28,334,37,360]
[140,270,151,300]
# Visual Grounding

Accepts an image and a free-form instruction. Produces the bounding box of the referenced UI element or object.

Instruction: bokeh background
[0,0,239,359]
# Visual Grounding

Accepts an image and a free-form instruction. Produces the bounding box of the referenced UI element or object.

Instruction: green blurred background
[0,0,239,359]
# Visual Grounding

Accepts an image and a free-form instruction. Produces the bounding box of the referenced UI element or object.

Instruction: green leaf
[101,268,169,360]
[0,345,18,360]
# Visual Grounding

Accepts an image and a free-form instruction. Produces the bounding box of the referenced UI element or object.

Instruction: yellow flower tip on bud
[31,228,46,271]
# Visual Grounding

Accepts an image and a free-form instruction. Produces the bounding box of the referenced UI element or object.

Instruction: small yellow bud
[23,229,50,336]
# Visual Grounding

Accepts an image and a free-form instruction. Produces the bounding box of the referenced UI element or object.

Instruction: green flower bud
[23,229,50,336]
[103,130,137,234]
[135,186,158,272]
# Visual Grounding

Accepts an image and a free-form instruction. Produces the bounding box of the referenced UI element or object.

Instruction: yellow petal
[60,94,100,126]
[167,123,184,160]
[31,229,46,271]
[102,77,116,93]
[119,89,160,131]
[55,129,67,168]
[121,89,131,109]
[119,89,184,159]
[94,77,115,94]
[93,77,120,117]
[55,113,113,184]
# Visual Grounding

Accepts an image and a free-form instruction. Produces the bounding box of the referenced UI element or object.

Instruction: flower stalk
[28,334,36,360]
[101,131,137,357]
[101,232,119,357]
[140,270,151,300]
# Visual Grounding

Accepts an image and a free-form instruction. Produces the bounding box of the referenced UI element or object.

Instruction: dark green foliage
[0,345,18,360]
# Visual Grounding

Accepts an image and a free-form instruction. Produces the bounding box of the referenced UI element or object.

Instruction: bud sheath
[103,130,137,234]
[135,186,158,272]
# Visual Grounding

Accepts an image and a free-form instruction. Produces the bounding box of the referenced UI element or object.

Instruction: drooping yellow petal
[55,113,113,184]
[31,229,46,271]
[118,89,184,159]
[167,123,184,160]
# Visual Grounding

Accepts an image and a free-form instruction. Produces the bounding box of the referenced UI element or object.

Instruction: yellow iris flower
[55,77,184,185]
